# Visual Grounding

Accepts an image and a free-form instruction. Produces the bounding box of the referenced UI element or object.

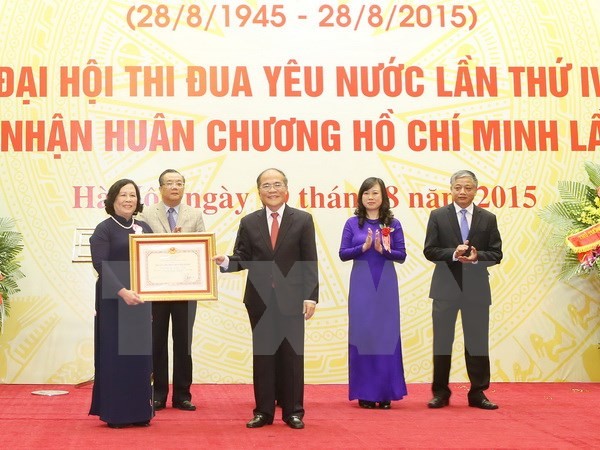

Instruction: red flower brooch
[379,225,394,251]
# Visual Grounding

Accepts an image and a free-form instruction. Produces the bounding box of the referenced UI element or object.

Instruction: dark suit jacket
[222,206,319,316]
[423,203,502,303]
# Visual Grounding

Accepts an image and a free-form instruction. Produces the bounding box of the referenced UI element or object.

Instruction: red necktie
[270,212,279,249]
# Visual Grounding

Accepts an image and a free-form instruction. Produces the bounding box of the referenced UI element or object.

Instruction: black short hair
[104,179,144,215]
[158,169,186,186]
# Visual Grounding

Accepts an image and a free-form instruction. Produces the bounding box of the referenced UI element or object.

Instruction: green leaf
[537,201,581,224]
[584,161,600,187]
[0,217,24,332]
[557,181,593,204]
[0,217,18,233]
[559,252,583,280]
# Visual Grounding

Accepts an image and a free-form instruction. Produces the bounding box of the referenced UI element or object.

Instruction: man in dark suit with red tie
[213,168,319,429]
[423,170,503,410]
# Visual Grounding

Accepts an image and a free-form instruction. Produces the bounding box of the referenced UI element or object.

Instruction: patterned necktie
[167,207,176,232]
[459,209,469,242]
[270,212,279,249]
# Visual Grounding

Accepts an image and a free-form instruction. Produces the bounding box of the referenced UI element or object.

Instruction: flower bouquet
[0,217,25,333]
[538,161,600,280]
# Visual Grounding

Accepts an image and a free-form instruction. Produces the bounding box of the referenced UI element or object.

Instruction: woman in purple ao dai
[339,177,408,409]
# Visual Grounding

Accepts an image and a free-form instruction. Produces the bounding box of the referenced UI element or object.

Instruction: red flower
[379,226,395,252]
[380,227,393,237]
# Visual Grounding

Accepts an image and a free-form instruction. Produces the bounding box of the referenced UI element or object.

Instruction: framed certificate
[129,232,218,301]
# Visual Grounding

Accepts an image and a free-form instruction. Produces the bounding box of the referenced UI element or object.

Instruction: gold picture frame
[71,227,95,263]
[129,232,218,301]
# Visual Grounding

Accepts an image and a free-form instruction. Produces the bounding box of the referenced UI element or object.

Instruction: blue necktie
[459,209,469,242]
[167,207,176,232]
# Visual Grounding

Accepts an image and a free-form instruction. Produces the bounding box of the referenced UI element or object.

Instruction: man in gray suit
[423,170,502,410]
[138,169,205,411]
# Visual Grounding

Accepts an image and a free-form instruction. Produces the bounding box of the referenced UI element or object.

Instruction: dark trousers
[431,299,490,400]
[247,297,305,421]
[152,301,197,404]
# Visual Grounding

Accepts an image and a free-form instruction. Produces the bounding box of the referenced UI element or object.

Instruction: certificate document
[129,232,217,301]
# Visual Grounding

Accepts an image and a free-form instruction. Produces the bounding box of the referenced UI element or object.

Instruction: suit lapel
[255,209,272,251]
[275,207,294,252]
[470,205,482,239]
[448,204,462,243]
[155,202,171,233]
[177,203,189,229]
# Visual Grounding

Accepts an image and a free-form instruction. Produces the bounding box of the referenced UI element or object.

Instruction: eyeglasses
[162,182,185,189]
[259,182,286,191]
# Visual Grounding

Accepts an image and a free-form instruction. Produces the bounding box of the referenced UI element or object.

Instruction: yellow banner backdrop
[0,0,598,384]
